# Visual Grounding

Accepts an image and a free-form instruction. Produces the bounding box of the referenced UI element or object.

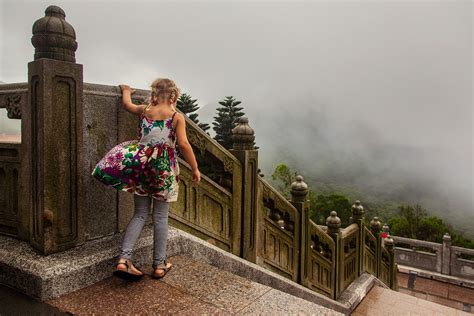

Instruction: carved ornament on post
[31,5,78,62]
[326,211,341,238]
[290,175,308,203]
[370,216,382,235]
[6,95,22,119]
[231,117,255,150]
[351,200,365,224]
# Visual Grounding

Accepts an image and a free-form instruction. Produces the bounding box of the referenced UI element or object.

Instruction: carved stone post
[384,236,397,290]
[351,200,365,274]
[290,175,308,284]
[25,5,84,254]
[370,216,382,276]
[326,211,341,297]
[229,117,258,261]
[442,233,452,275]
[351,200,365,226]
[326,211,341,240]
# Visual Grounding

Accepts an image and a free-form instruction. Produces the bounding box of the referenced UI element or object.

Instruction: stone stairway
[352,284,472,315]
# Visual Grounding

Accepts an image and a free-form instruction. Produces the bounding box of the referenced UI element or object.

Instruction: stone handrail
[392,234,474,280]
[0,83,27,120]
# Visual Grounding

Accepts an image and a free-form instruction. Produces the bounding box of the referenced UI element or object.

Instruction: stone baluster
[384,236,397,289]
[26,5,84,254]
[326,211,341,297]
[442,233,452,275]
[350,200,365,226]
[290,175,308,284]
[350,200,365,274]
[370,216,382,276]
[229,117,258,262]
[326,211,341,241]
[370,217,382,236]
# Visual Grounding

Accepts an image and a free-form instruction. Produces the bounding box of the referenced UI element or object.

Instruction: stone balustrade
[392,234,474,281]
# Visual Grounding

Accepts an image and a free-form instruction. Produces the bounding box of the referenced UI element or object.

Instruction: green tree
[176,92,210,134]
[271,163,298,198]
[212,96,245,149]
[312,194,352,227]
[389,204,429,239]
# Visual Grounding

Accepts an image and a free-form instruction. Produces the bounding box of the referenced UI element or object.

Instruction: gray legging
[118,194,170,267]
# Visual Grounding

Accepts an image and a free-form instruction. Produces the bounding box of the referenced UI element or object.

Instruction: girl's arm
[119,84,145,116]
[175,113,201,184]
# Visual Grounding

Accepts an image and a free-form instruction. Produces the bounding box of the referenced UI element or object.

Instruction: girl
[91,78,200,280]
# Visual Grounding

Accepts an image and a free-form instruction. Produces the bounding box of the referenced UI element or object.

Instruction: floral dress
[91,110,180,202]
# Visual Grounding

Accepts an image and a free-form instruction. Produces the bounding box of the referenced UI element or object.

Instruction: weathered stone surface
[352,285,471,316]
[31,5,77,62]
[240,288,341,315]
[26,58,84,254]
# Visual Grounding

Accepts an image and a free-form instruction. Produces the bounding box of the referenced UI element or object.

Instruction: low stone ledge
[398,265,474,289]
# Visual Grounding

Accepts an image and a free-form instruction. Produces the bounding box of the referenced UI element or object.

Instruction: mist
[1,0,472,235]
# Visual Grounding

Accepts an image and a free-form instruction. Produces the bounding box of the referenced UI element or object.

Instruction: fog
[1,0,472,235]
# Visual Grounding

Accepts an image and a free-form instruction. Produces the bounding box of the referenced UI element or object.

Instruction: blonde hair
[149,78,181,108]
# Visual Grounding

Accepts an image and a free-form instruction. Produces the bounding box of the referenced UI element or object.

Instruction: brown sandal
[151,260,173,279]
[113,258,144,281]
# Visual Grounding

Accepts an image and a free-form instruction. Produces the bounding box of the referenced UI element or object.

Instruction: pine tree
[212,96,246,149]
[176,92,210,134]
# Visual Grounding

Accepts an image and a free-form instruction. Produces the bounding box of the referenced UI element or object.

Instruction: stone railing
[0,4,398,303]
[0,83,26,240]
[0,140,21,237]
[393,234,474,280]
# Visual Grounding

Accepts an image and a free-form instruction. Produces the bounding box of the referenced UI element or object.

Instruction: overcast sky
[1,0,472,224]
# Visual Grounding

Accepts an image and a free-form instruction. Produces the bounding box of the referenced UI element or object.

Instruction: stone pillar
[229,117,258,261]
[350,200,365,226]
[326,211,341,240]
[370,216,382,276]
[442,233,452,275]
[290,175,308,284]
[326,211,341,297]
[384,236,397,290]
[25,5,84,254]
[370,216,382,236]
[351,200,365,274]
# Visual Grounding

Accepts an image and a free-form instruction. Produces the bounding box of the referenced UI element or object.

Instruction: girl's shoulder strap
[171,111,178,130]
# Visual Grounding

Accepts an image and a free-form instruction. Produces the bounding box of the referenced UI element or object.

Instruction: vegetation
[212,96,259,150]
[388,204,474,249]
[212,96,245,149]
[176,93,210,134]
[270,163,474,249]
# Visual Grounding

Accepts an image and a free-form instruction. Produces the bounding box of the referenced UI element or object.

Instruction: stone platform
[0,223,383,314]
[45,253,342,315]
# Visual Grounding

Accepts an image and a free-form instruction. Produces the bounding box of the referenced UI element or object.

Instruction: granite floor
[45,254,342,315]
[352,285,472,316]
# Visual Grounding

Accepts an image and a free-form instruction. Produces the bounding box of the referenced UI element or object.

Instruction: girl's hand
[119,84,136,94]
[192,169,201,184]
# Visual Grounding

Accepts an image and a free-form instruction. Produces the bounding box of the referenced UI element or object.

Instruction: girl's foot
[114,258,144,279]
[152,260,173,279]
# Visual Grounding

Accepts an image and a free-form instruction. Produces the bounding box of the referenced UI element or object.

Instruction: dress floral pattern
[91,110,180,202]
